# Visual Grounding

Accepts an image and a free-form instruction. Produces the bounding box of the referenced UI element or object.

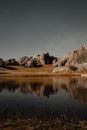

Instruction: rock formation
[0,58,5,67]
[53,57,68,68]
[18,56,32,66]
[53,45,87,72]
[5,58,19,66]
[39,52,56,64]
[25,58,43,68]
[66,45,87,66]
[53,57,69,72]
[18,53,56,68]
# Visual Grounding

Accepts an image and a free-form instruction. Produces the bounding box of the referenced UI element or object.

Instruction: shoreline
[0,71,81,77]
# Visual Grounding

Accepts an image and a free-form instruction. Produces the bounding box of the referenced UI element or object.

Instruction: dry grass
[0,64,86,77]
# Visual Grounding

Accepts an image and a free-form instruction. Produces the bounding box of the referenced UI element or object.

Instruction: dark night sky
[0,0,87,59]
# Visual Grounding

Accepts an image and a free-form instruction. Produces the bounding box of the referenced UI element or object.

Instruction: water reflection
[0,77,87,103]
[0,77,87,121]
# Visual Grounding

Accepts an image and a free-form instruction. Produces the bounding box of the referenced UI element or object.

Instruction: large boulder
[0,58,5,67]
[5,58,19,66]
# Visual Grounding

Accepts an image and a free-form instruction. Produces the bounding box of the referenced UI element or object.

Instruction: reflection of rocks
[53,77,87,104]
[0,78,87,103]
[0,81,19,92]
[19,81,56,97]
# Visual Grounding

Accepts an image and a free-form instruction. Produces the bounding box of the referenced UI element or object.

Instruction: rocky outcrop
[18,56,43,68]
[53,57,68,68]
[53,57,69,72]
[25,58,43,68]
[18,56,32,66]
[39,52,56,64]
[5,58,19,66]
[53,45,87,72]
[0,58,5,67]
[18,53,56,68]
[66,45,87,66]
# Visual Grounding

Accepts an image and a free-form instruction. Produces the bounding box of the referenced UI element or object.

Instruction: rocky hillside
[18,52,56,68]
[0,53,56,68]
[53,45,87,72]
[1,45,87,73]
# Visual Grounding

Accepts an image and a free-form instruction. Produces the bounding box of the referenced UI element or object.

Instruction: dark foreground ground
[0,116,87,130]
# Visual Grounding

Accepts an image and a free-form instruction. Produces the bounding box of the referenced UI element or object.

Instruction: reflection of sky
[0,0,87,59]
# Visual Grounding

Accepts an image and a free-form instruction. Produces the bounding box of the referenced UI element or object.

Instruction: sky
[0,0,87,59]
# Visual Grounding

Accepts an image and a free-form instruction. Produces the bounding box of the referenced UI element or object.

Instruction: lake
[0,76,87,121]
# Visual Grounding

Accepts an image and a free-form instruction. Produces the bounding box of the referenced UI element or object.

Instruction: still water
[0,77,87,121]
